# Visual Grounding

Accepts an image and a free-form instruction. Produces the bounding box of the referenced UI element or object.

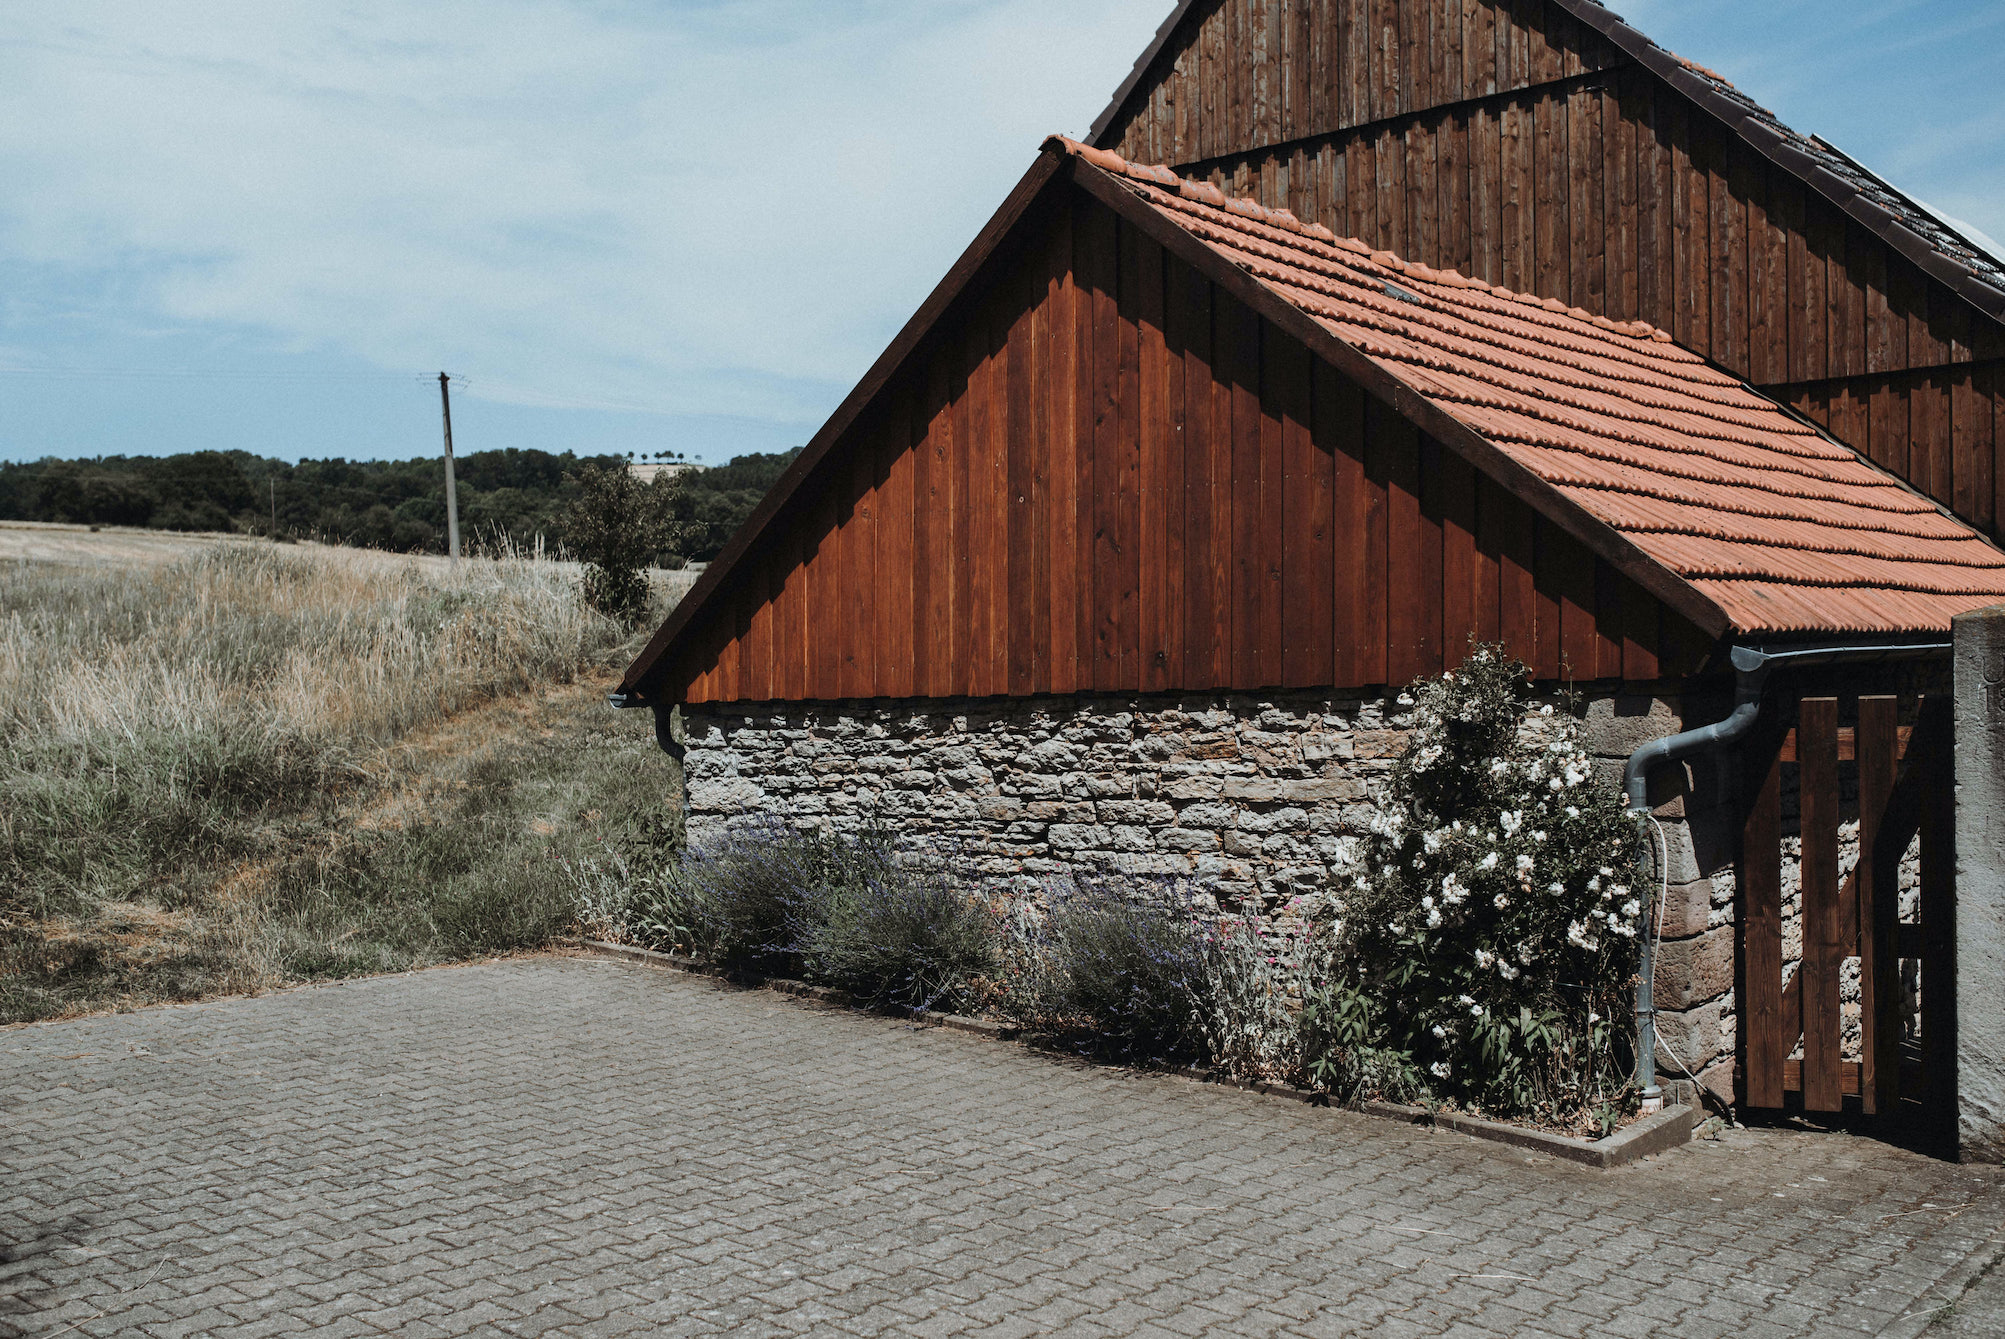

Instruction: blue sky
[1,1,1999,468]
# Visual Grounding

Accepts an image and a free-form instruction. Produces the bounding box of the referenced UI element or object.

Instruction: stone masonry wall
[680,687,1741,1098]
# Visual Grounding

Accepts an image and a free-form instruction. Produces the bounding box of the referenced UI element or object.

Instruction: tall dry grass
[1,540,678,1021]
[3,541,618,762]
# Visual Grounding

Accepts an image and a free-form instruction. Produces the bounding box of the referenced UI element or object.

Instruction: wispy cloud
[1609,0,2005,254]
[0,1,1165,441]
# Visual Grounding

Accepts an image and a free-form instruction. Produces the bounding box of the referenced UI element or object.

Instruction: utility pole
[269,478,277,540]
[438,372,461,562]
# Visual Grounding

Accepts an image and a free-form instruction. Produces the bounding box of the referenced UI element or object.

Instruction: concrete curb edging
[561,938,1694,1168]
[562,939,1014,1040]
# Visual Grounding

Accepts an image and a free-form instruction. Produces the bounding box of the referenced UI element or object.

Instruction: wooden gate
[1736,694,1955,1130]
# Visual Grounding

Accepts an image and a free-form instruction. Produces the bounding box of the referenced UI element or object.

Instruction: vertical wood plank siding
[1096,3,2005,543]
[662,190,1703,705]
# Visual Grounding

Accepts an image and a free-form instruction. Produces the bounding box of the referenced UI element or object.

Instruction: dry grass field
[1,528,694,1024]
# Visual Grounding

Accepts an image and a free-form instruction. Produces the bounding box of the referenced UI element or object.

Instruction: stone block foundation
[680,687,1742,1096]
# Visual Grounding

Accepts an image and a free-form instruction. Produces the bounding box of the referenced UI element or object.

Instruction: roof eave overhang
[1062,151,1736,645]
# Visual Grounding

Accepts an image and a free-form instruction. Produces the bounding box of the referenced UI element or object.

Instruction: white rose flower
[1430,1061,1452,1079]
[1431,1024,1447,1039]
[1498,962,1520,981]
[1515,853,1535,873]
[1493,892,1511,909]
[1478,851,1498,872]
[1587,875,1601,892]
[1619,898,1641,919]
[1457,994,1475,1005]
[1475,948,1495,969]
[1587,1011,1601,1024]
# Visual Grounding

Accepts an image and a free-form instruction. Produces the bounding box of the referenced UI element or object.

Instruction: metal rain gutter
[1621,639,1951,1109]
[608,691,683,761]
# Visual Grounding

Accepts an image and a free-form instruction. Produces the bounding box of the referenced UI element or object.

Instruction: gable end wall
[656,181,1709,707]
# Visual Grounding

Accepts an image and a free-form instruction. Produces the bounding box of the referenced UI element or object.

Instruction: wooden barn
[620,137,2002,708]
[612,133,2005,1110]
[1088,0,2005,553]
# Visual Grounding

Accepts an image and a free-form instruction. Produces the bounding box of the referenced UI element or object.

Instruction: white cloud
[0,1,1167,430]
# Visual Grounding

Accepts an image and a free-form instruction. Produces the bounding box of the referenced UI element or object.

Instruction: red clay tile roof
[1052,137,2005,639]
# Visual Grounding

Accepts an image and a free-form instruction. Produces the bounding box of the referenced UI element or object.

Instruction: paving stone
[3,957,2003,1338]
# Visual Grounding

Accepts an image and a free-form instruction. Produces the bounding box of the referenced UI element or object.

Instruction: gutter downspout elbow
[1622,645,1772,814]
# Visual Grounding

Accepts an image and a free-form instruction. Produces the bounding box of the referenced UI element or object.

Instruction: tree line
[0,447,799,564]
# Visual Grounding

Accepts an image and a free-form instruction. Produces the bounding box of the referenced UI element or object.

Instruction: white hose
[1646,813,1725,1115]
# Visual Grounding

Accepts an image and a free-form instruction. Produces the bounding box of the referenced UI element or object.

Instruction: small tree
[561,463,684,622]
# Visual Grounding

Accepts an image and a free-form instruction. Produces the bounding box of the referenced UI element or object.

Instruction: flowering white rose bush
[1302,646,1641,1129]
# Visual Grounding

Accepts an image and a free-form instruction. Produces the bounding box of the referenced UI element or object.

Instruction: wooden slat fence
[1736,692,1954,1129]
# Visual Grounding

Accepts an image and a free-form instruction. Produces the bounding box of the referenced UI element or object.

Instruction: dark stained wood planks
[1857,694,1899,1117]
[1096,26,2005,545]
[1798,696,1843,1113]
[659,181,1708,706]
[1102,0,1627,166]
[1739,724,1787,1109]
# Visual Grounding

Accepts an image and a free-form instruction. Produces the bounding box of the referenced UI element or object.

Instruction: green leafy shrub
[1305,645,1640,1125]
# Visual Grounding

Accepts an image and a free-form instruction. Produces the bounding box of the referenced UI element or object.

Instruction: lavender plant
[1306,645,1641,1127]
[794,862,1000,1014]
[1196,913,1311,1083]
[1017,875,1214,1064]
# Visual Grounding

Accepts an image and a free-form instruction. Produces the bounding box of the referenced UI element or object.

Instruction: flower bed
[572,647,1648,1137]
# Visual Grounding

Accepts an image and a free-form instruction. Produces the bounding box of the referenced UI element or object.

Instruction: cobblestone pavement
[1939,1251,2005,1336]
[5,956,2004,1338]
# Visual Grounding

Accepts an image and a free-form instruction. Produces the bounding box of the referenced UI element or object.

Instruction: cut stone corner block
[1954,602,2005,1162]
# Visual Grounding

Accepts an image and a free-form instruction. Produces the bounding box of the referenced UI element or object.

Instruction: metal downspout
[1619,640,1950,1109]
